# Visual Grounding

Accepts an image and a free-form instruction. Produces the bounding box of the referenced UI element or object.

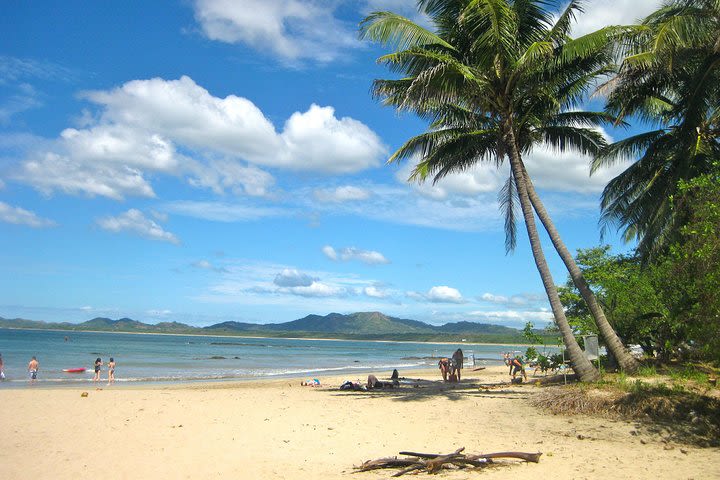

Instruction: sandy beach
[2,366,718,480]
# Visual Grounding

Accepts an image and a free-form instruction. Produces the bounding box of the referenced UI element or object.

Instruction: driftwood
[355,447,542,476]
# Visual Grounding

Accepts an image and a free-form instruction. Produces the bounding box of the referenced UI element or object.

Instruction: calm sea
[0,328,538,386]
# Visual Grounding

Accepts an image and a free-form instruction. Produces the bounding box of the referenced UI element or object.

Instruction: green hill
[0,312,530,343]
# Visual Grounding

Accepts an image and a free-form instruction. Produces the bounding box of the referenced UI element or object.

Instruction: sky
[0,0,662,328]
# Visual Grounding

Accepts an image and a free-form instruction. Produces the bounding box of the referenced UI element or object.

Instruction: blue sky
[0,0,661,328]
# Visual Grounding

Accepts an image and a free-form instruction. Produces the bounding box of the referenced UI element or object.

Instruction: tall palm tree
[360,0,636,381]
[594,0,720,260]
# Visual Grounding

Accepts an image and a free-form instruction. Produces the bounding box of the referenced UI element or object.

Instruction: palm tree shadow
[327,378,532,402]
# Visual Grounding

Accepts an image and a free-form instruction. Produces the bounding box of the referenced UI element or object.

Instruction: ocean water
[0,328,541,386]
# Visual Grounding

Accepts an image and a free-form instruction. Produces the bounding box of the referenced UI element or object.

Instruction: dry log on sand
[354,447,542,476]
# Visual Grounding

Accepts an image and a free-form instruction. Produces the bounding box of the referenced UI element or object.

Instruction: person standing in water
[28,356,39,384]
[107,357,115,385]
[93,357,103,384]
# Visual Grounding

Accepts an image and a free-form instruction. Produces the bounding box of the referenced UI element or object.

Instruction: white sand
[1,366,718,479]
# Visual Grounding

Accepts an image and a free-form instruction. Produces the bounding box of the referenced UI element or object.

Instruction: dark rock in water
[234,356,240,359]
[209,356,226,360]
[353,360,360,363]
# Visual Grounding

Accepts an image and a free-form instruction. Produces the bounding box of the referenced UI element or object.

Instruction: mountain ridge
[0,311,532,342]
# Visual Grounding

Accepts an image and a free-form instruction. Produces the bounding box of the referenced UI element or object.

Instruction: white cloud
[481,292,509,304]
[394,127,629,197]
[467,309,554,323]
[314,185,371,203]
[146,309,172,317]
[280,104,385,173]
[192,0,358,63]
[571,0,662,38]
[364,286,388,298]
[425,286,464,304]
[162,200,287,222]
[0,201,56,228]
[322,245,390,265]
[13,76,385,199]
[97,209,180,244]
[283,281,347,298]
[321,245,338,261]
[273,268,316,288]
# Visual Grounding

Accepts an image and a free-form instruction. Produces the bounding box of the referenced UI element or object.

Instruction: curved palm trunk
[506,128,600,382]
[521,168,639,373]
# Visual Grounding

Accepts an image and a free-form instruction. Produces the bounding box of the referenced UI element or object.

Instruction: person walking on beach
[107,357,115,385]
[28,356,39,384]
[93,357,103,384]
[0,353,5,380]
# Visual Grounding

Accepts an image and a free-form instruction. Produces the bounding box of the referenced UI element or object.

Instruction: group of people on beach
[438,348,464,382]
[94,357,116,385]
[0,353,116,385]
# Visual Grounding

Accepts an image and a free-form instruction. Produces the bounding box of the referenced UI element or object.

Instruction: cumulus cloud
[282,281,347,298]
[322,245,390,265]
[364,286,388,298]
[0,201,56,228]
[394,126,628,197]
[408,286,464,303]
[192,0,358,63]
[12,76,384,199]
[97,209,180,244]
[273,268,316,288]
[313,185,371,203]
[571,0,662,37]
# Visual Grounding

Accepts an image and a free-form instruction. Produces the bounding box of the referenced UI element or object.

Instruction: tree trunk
[505,127,600,382]
[521,167,639,373]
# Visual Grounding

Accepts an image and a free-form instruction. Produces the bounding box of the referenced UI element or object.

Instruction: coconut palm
[361,0,638,380]
[594,0,720,260]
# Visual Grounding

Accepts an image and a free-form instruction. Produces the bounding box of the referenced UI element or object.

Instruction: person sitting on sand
[438,358,450,382]
[390,369,400,387]
[28,356,39,384]
[510,356,527,382]
[107,357,116,385]
[301,378,320,387]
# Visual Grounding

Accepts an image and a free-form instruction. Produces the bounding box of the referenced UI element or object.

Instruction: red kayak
[63,368,86,373]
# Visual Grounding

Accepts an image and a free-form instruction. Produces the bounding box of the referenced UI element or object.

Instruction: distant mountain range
[0,311,536,343]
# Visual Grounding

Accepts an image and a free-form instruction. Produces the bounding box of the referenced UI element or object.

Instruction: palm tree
[594,0,720,260]
[360,0,637,381]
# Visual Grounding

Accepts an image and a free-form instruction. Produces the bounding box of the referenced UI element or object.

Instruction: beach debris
[354,447,541,476]
[81,392,89,397]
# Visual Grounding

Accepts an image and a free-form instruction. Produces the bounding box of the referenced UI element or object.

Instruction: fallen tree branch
[355,447,541,476]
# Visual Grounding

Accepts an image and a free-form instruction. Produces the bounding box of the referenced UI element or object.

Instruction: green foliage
[559,246,672,356]
[595,0,720,259]
[655,167,720,363]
